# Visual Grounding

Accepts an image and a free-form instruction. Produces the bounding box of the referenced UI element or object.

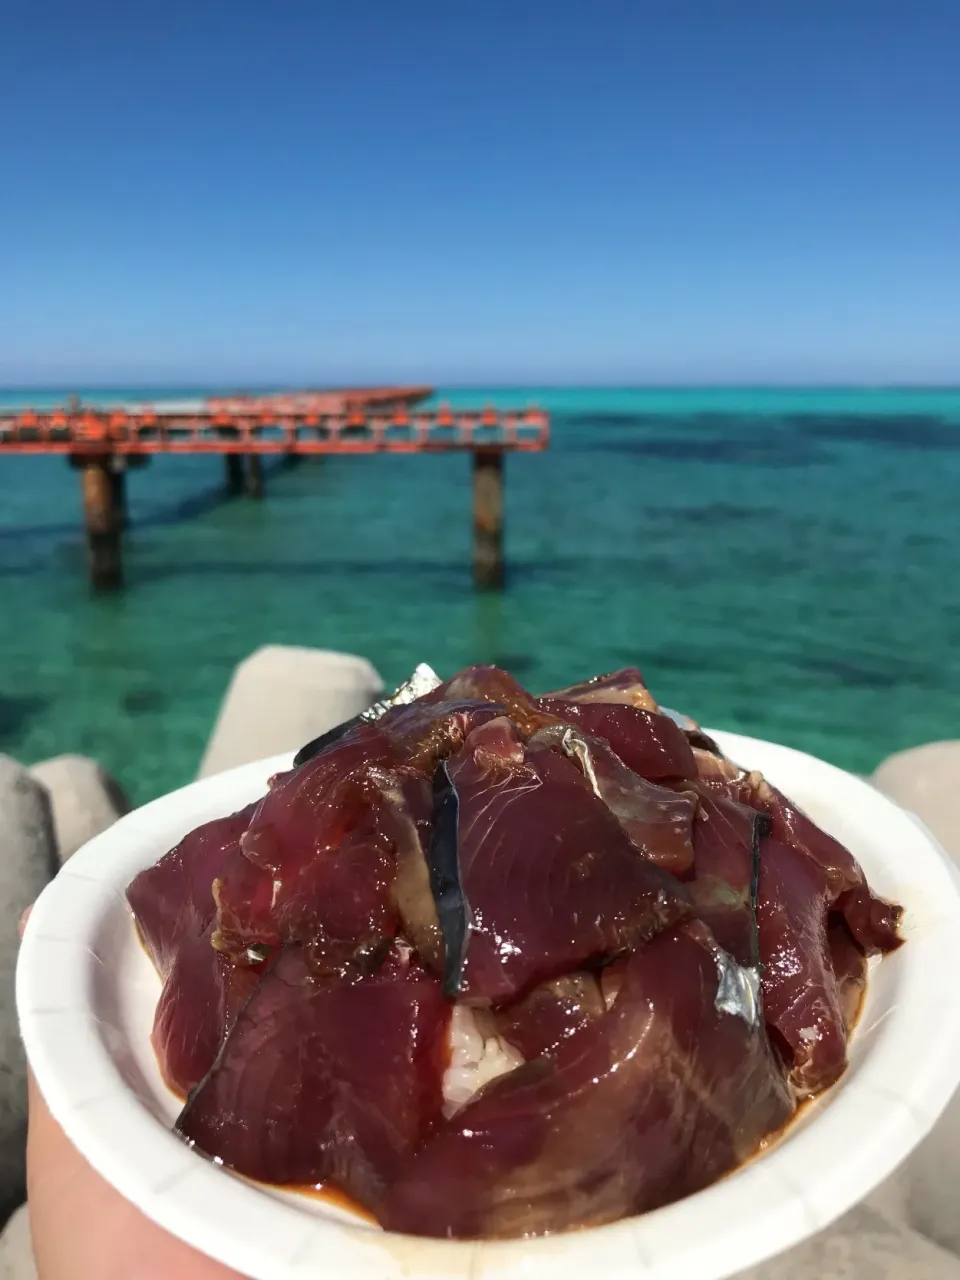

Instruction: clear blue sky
[2,1,958,386]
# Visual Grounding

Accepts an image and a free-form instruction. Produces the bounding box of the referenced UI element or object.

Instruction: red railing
[0,407,550,456]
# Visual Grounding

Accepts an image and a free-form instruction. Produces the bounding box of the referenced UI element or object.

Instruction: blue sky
[2,1,958,386]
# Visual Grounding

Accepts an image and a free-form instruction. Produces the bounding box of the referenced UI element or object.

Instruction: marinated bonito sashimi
[128,805,262,1096]
[176,944,449,1208]
[380,922,793,1239]
[127,662,903,1239]
[437,717,691,1003]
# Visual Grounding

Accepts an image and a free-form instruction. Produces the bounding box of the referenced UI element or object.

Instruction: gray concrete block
[29,755,128,864]
[0,1205,34,1280]
[873,741,960,863]
[868,1083,960,1259]
[737,1204,960,1278]
[0,759,58,1226]
[198,645,384,778]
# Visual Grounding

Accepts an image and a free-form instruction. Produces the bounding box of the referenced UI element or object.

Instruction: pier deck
[0,392,550,591]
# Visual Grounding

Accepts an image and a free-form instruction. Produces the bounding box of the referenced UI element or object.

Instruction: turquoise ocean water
[1,386,958,804]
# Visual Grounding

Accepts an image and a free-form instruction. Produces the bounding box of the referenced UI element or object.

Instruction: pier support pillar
[472,449,504,590]
[81,458,122,592]
[110,461,128,529]
[246,454,264,498]
[225,453,245,496]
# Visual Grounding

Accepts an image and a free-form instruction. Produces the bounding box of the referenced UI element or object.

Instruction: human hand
[22,911,247,1280]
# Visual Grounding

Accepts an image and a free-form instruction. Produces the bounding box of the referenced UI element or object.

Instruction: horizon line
[3,381,960,394]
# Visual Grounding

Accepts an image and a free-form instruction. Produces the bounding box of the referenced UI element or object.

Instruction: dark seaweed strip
[685,728,724,755]
[292,714,366,767]
[426,761,471,999]
[660,706,724,757]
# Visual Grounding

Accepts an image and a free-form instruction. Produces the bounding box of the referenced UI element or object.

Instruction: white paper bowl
[17,732,960,1280]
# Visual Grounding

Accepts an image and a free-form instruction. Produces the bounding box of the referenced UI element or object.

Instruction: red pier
[0,389,550,592]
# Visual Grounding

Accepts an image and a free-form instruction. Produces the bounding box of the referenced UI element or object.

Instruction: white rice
[442,1004,524,1116]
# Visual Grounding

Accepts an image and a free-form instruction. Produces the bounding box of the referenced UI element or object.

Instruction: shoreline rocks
[198,645,384,778]
[0,1205,34,1280]
[29,756,129,865]
[0,759,58,1228]
[742,1204,960,1278]
[873,741,960,863]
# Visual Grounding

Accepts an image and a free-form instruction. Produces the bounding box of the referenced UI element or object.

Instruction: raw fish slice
[152,921,262,1097]
[380,921,793,1239]
[695,750,902,952]
[685,791,765,969]
[213,702,500,963]
[834,884,902,956]
[527,723,697,875]
[238,723,400,879]
[176,945,449,1214]
[211,841,282,956]
[426,667,690,784]
[413,666,691,784]
[424,665,556,736]
[694,751,861,898]
[128,806,256,974]
[756,836,849,1096]
[274,788,399,976]
[535,698,697,781]
[494,973,605,1059]
[238,699,495,889]
[379,698,506,771]
[440,718,690,1004]
[127,806,265,1095]
[747,777,863,900]
[214,764,422,971]
[542,667,659,711]
[211,745,424,966]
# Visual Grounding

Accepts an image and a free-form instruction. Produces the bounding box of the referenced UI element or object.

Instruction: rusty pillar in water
[225,453,245,495]
[109,460,128,529]
[246,454,264,498]
[80,457,122,591]
[472,449,504,590]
